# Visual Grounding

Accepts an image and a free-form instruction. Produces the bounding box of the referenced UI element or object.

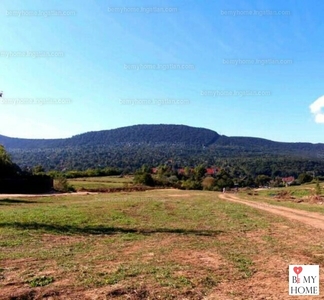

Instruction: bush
[181,179,202,190]
[54,176,75,192]
[133,172,155,186]
[315,180,322,196]
[298,173,313,184]
[202,176,216,190]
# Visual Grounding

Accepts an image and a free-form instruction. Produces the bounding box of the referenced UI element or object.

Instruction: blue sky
[0,0,323,142]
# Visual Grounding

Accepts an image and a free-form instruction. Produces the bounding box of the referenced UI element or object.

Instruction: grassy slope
[0,190,323,299]
[241,183,324,214]
[67,176,134,191]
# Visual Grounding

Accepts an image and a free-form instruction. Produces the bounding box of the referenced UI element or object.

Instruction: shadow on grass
[0,222,223,237]
[0,198,38,205]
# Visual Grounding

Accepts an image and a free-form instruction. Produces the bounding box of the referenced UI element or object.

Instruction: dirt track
[219,193,324,230]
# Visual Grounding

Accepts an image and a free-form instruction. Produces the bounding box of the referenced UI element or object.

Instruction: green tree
[255,175,271,187]
[193,164,206,181]
[315,179,322,196]
[0,145,12,165]
[298,173,313,184]
[134,172,155,186]
[202,176,216,190]
[54,176,75,192]
[32,165,45,174]
[0,145,20,177]
[214,169,234,191]
[181,179,202,190]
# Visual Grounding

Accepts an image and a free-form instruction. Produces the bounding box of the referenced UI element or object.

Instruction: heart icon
[294,266,303,275]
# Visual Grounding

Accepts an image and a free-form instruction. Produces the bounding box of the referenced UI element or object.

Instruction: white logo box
[289,265,319,296]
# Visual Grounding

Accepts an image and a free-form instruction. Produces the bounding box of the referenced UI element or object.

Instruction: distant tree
[157,165,171,178]
[214,169,234,191]
[183,166,192,178]
[0,145,20,177]
[255,175,271,187]
[32,165,45,174]
[193,164,206,181]
[240,176,255,187]
[0,145,12,165]
[168,175,179,184]
[202,176,215,190]
[181,179,202,190]
[134,172,155,186]
[298,173,313,184]
[54,176,75,192]
[315,179,322,196]
[140,164,151,174]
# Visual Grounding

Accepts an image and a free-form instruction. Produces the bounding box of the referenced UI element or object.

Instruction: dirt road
[219,193,324,230]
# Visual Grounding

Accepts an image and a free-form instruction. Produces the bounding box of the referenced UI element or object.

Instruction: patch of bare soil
[274,190,295,200]
[168,194,191,197]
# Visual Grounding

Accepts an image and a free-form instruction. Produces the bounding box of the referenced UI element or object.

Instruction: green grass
[241,184,324,214]
[28,275,54,287]
[67,176,134,190]
[1,190,324,298]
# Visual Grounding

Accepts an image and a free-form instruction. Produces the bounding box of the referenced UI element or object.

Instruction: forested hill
[0,124,324,173]
[0,124,221,149]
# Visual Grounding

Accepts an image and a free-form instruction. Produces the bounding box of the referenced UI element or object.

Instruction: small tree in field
[315,179,322,196]
[134,172,155,186]
[54,176,75,192]
[202,176,215,191]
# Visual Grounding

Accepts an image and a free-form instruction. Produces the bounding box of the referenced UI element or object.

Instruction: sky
[0,0,323,143]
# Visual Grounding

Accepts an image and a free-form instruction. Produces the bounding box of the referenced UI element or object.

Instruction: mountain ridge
[0,124,324,172]
[0,124,323,147]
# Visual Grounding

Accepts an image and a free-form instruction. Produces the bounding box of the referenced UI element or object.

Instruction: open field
[67,176,134,191]
[241,183,324,214]
[1,189,324,299]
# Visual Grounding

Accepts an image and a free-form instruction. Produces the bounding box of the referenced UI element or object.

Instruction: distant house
[177,168,185,175]
[206,167,219,176]
[177,168,194,175]
[151,167,158,174]
[282,176,295,186]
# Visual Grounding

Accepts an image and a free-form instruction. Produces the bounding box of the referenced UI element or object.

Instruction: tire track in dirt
[219,193,324,230]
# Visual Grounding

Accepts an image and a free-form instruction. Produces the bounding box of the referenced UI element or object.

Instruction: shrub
[181,179,202,190]
[133,172,155,186]
[202,176,216,190]
[54,176,75,192]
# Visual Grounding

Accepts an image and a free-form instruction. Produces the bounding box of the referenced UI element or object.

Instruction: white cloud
[310,95,324,123]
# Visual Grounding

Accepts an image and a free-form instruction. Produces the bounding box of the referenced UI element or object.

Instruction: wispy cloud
[310,95,324,123]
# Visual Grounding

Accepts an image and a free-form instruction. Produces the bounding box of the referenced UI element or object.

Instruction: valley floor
[0,189,323,299]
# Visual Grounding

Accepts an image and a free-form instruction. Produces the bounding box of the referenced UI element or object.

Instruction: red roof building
[282,176,295,185]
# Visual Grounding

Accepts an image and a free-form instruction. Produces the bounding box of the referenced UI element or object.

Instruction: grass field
[67,176,134,191]
[241,183,324,214]
[1,189,324,299]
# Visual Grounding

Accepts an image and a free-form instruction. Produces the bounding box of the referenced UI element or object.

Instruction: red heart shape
[294,266,303,275]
